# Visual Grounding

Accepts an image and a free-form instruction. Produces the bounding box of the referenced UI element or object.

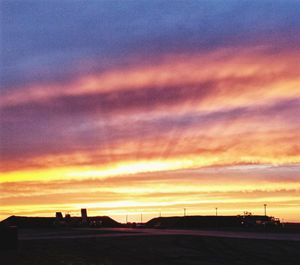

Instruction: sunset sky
[1,0,300,223]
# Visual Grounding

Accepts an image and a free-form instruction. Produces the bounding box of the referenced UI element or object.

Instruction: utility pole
[141,213,143,223]
[215,207,218,216]
[264,204,267,216]
[126,214,128,223]
[184,208,186,217]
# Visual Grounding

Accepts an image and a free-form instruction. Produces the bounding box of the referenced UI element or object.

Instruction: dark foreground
[2,234,300,265]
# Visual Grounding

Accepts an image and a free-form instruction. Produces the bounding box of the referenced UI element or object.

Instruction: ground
[2,229,300,265]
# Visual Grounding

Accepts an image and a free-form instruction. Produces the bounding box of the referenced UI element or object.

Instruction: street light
[264,204,267,216]
[215,207,218,216]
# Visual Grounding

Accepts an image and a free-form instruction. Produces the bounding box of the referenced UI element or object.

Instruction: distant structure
[1,212,282,230]
[1,214,122,228]
[81,208,88,224]
[65,213,71,223]
[55,212,63,221]
[147,214,281,229]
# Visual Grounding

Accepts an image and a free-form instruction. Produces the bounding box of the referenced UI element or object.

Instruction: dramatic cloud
[2,0,300,89]
[1,0,300,222]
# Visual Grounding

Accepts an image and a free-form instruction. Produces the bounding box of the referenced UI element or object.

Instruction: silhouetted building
[65,213,71,222]
[240,214,280,227]
[55,212,63,221]
[146,215,281,229]
[81,208,88,223]
[1,214,122,228]
[3,216,56,228]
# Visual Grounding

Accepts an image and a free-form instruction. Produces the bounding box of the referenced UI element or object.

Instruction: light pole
[264,204,267,216]
[141,213,143,223]
[215,207,218,216]
[184,208,186,217]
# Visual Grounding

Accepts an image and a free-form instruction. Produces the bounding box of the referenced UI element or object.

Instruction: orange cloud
[1,47,299,111]
[1,46,300,222]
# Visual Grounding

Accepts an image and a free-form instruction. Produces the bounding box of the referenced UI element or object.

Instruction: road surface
[19,227,300,241]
